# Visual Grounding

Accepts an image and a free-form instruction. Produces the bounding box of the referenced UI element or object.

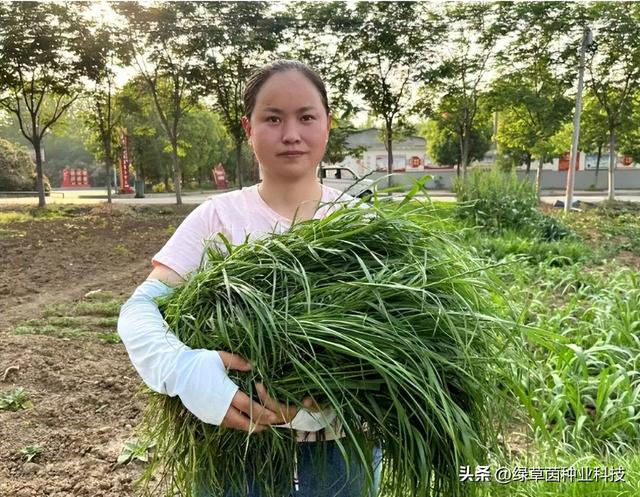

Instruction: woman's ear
[326,113,332,142]
[241,116,252,141]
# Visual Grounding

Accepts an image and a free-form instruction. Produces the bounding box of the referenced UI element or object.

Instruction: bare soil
[0,203,195,497]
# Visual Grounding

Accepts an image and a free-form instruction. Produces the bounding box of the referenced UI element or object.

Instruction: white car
[319,166,376,198]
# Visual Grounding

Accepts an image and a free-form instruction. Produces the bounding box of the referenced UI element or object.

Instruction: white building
[330,128,427,176]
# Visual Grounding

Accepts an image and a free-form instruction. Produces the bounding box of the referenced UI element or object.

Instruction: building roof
[346,128,426,151]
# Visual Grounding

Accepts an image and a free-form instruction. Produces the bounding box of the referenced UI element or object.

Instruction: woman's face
[242,70,330,182]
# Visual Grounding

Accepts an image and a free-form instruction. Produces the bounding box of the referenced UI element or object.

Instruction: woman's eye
[301,115,315,122]
[266,116,280,123]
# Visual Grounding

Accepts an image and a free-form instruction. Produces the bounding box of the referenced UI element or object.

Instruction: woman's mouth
[278,151,306,157]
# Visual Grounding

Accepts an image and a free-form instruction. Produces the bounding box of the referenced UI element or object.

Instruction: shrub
[0,138,35,191]
[151,182,166,193]
[454,168,571,241]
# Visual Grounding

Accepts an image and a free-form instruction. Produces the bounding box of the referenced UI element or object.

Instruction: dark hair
[243,60,330,119]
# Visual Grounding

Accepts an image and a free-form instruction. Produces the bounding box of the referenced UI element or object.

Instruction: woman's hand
[217,352,322,432]
[218,352,279,433]
[256,383,322,422]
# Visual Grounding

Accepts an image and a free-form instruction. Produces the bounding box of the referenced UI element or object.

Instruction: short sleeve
[152,199,223,279]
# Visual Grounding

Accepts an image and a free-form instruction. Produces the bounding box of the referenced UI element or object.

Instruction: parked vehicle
[319,166,376,198]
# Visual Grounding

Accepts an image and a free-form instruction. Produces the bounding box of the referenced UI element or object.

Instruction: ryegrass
[0,206,76,225]
[136,197,520,497]
[13,291,122,343]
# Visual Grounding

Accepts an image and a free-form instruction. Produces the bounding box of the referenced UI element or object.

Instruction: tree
[423,115,491,169]
[323,118,366,165]
[493,109,536,172]
[426,3,503,181]
[481,3,578,193]
[192,2,284,188]
[586,2,640,200]
[179,106,232,187]
[0,108,100,188]
[300,2,442,188]
[117,76,173,186]
[117,2,201,204]
[0,2,94,206]
[81,22,131,203]
[618,91,640,163]
[579,92,609,183]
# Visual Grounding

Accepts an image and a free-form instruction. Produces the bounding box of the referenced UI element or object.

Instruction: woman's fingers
[256,383,298,423]
[221,405,267,433]
[231,390,279,424]
[218,351,252,371]
[302,395,322,412]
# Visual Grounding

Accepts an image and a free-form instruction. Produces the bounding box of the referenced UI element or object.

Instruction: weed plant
[453,169,570,242]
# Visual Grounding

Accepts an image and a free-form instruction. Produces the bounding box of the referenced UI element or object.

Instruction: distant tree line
[1,1,639,205]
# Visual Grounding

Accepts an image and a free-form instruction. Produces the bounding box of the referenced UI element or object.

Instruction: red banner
[119,131,133,193]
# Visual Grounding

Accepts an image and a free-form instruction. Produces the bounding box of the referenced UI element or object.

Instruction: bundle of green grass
[138,196,514,497]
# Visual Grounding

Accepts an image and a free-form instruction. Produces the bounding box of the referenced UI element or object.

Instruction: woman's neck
[258,174,322,222]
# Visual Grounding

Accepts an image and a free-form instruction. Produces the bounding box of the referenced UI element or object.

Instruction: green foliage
[323,118,366,165]
[179,107,233,185]
[485,450,640,496]
[454,169,571,241]
[0,2,99,205]
[187,2,282,187]
[117,438,156,464]
[19,444,43,462]
[469,231,587,267]
[13,290,121,342]
[142,198,514,497]
[424,116,492,167]
[0,387,33,411]
[0,138,35,191]
[565,200,640,257]
[489,3,576,171]
[151,182,167,193]
[298,2,442,179]
[521,267,640,456]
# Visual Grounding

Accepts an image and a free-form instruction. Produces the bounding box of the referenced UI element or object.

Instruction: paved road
[2,188,640,206]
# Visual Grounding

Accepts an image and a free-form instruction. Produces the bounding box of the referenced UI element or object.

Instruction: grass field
[1,197,638,496]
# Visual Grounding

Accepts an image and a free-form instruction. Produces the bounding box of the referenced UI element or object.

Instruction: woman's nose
[281,121,302,144]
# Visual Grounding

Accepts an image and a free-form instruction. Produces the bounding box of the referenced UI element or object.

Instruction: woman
[118,60,381,497]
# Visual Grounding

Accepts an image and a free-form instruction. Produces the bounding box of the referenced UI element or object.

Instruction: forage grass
[0,387,33,411]
[135,196,523,497]
[508,263,640,457]
[19,444,43,462]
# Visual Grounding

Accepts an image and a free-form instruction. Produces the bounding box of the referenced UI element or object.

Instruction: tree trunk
[608,128,616,202]
[105,158,112,204]
[171,141,183,205]
[525,153,532,175]
[535,156,544,197]
[104,139,113,204]
[595,143,602,187]
[386,121,393,191]
[461,129,470,181]
[34,137,46,208]
[235,141,243,189]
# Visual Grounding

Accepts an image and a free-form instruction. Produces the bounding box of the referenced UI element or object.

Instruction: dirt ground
[0,203,196,497]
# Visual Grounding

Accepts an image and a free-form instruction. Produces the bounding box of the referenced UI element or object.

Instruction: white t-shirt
[153,183,352,277]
